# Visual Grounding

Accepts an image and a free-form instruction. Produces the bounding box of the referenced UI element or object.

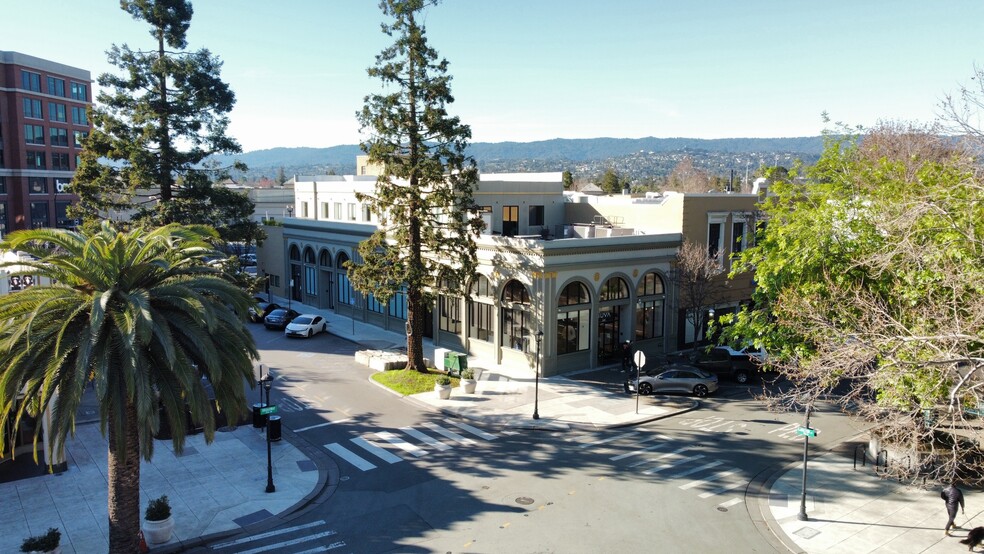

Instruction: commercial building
[257,165,763,377]
[0,51,91,233]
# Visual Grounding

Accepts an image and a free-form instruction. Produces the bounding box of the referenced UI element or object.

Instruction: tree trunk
[108,403,141,554]
[407,285,425,372]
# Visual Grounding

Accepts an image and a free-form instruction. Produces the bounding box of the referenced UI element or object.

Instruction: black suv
[671,347,758,384]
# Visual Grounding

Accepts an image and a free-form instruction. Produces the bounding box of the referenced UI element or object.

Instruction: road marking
[236,530,338,554]
[610,438,668,461]
[629,446,690,468]
[352,436,403,464]
[375,431,427,457]
[668,460,723,479]
[680,469,737,490]
[295,544,346,554]
[324,443,376,471]
[643,454,704,475]
[422,422,476,445]
[578,430,638,448]
[401,426,452,451]
[699,479,746,498]
[446,420,497,440]
[294,418,352,433]
[211,521,326,549]
[718,498,743,509]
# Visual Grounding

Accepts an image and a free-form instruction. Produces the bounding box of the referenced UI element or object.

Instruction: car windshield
[293,316,312,325]
[268,309,285,317]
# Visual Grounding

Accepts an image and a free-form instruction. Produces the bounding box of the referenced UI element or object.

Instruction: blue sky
[4,1,984,152]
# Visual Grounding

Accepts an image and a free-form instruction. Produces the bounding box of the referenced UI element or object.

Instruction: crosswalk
[572,431,748,511]
[209,520,345,554]
[323,420,497,472]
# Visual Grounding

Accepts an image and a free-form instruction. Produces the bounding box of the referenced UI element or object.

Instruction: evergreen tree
[351,0,481,371]
[562,169,574,190]
[71,0,248,235]
[599,168,623,194]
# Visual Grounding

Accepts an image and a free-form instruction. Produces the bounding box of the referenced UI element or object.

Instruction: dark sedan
[249,298,281,323]
[264,308,300,330]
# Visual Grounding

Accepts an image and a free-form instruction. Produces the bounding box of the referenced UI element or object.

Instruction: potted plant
[21,527,60,554]
[460,368,477,394]
[435,374,452,400]
[143,494,175,544]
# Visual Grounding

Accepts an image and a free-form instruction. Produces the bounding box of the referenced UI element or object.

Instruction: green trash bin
[446,352,467,375]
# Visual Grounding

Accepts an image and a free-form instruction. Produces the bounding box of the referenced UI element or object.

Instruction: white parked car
[284,314,328,338]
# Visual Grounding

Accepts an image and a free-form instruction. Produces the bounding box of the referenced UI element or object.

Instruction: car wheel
[639,382,653,395]
[734,371,749,384]
[693,384,709,397]
[322,323,327,333]
[306,329,312,337]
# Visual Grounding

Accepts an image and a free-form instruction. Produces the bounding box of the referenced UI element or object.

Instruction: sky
[4,1,984,153]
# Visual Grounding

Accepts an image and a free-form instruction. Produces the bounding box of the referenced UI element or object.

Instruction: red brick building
[0,51,92,233]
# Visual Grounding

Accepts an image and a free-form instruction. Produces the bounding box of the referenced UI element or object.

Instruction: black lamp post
[533,330,543,420]
[260,373,275,493]
[286,204,293,218]
[798,403,813,521]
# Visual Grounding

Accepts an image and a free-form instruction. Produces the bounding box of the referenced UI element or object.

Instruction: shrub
[21,527,60,553]
[460,369,474,380]
[437,375,452,386]
[145,495,171,521]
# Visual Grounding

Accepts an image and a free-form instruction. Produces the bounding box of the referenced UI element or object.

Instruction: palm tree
[0,222,259,553]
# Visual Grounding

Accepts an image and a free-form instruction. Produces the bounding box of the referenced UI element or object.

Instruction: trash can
[267,415,282,442]
[252,402,268,428]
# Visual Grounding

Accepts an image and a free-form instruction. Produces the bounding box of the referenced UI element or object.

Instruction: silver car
[627,365,719,397]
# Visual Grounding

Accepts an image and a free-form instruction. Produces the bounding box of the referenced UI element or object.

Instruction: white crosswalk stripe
[698,480,746,499]
[680,469,737,490]
[375,431,427,457]
[209,520,346,554]
[609,434,671,461]
[577,430,638,448]
[401,426,452,451]
[628,445,691,468]
[321,422,498,472]
[643,453,704,475]
[352,436,403,464]
[667,459,723,479]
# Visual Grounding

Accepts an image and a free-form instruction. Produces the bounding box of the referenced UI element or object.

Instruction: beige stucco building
[256,170,763,377]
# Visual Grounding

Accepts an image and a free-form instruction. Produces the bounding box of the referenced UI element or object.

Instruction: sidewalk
[3,294,959,553]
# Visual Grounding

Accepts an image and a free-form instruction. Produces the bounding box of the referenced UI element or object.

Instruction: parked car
[672,347,758,384]
[285,314,328,338]
[626,365,718,397]
[239,253,257,266]
[716,344,769,364]
[248,298,280,323]
[264,308,300,330]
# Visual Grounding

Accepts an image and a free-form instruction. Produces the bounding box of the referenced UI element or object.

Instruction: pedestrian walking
[620,341,634,373]
[942,482,965,535]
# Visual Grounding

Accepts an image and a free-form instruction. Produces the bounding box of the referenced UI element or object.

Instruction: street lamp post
[286,204,293,218]
[260,374,275,493]
[798,403,813,521]
[533,330,543,420]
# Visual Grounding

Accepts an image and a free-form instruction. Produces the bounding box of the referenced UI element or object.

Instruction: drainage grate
[515,497,534,505]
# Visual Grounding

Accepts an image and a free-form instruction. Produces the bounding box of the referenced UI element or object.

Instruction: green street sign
[260,405,278,416]
[796,426,817,437]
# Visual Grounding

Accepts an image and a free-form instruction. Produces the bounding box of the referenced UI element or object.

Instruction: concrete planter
[144,516,175,544]
[435,383,452,400]
[461,379,477,394]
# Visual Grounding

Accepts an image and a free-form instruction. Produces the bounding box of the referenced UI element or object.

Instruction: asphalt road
[198,325,861,554]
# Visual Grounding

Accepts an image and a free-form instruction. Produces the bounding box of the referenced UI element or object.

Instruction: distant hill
[213,136,825,181]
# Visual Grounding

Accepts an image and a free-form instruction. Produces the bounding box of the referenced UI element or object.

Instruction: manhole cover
[717,506,728,512]
[515,497,534,505]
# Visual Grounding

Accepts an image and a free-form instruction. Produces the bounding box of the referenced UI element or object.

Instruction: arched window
[501,280,531,351]
[438,275,461,334]
[289,244,301,261]
[635,271,665,340]
[303,247,317,295]
[336,252,352,306]
[318,249,331,267]
[467,274,493,342]
[600,277,629,301]
[557,282,591,354]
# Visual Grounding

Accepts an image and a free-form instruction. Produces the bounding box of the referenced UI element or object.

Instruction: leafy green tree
[350,0,482,372]
[724,123,984,482]
[598,168,624,194]
[0,223,259,553]
[562,170,574,190]
[71,0,249,236]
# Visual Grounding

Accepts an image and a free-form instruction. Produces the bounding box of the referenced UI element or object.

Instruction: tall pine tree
[351,0,482,371]
[72,0,252,235]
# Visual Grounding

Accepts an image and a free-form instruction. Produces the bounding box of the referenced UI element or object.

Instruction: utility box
[445,352,467,375]
[267,415,282,442]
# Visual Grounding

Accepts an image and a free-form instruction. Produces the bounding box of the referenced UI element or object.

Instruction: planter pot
[461,379,477,394]
[144,516,175,544]
[435,383,452,400]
